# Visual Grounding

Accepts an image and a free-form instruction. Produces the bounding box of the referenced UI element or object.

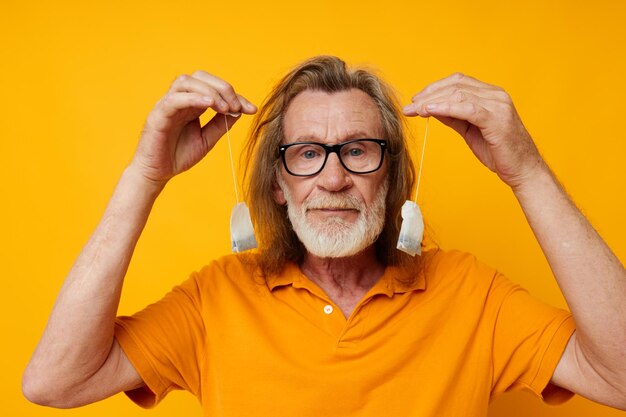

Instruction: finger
[405,89,501,120]
[190,70,244,113]
[431,115,472,139]
[169,78,256,115]
[419,100,492,131]
[415,83,504,109]
[405,77,506,116]
[200,112,241,150]
[169,74,229,108]
[167,75,233,112]
[236,93,258,115]
[404,87,490,116]
[169,74,213,94]
[176,71,257,115]
[147,92,220,131]
[411,72,502,102]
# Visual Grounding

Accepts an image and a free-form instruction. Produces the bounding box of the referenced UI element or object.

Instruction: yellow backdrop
[2,0,625,416]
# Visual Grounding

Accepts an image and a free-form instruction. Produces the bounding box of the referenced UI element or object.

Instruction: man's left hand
[403,73,544,191]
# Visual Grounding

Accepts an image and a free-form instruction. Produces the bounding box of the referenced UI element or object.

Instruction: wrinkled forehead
[282,89,384,144]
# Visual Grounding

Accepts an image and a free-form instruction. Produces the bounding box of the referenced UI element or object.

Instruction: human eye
[342,142,368,159]
[298,145,322,160]
[302,149,320,159]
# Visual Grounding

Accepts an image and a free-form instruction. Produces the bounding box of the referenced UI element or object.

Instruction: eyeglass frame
[278,138,387,177]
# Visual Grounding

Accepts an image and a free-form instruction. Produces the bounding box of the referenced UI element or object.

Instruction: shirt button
[323,305,333,315]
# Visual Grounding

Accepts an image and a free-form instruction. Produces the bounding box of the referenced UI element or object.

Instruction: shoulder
[196,253,259,277]
[422,248,508,298]
[420,249,541,330]
[425,248,498,280]
[190,253,266,296]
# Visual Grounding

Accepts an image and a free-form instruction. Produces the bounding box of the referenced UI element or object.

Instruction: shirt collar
[265,261,426,296]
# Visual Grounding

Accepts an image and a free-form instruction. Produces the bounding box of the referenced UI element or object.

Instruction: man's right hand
[131,71,257,186]
[23,71,257,408]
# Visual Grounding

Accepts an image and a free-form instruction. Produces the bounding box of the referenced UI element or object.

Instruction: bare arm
[513,162,626,409]
[404,73,626,410]
[22,71,256,408]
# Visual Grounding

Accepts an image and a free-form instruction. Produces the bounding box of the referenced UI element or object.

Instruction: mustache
[303,193,363,211]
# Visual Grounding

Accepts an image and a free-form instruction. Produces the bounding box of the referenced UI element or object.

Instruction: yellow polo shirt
[114,249,575,416]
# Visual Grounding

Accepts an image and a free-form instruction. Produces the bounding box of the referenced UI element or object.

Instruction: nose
[316,153,352,192]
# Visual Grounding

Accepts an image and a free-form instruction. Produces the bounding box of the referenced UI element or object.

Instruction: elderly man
[23,56,626,415]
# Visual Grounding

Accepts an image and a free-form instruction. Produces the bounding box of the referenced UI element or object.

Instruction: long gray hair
[243,56,424,276]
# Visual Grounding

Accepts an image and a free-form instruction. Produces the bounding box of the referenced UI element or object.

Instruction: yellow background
[2,0,625,415]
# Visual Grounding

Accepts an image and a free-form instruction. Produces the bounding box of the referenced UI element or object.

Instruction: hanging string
[414,117,429,203]
[224,114,240,204]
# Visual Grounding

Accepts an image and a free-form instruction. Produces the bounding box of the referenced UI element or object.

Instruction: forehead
[283,89,383,143]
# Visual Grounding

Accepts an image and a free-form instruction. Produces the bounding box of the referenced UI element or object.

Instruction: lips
[305,208,360,220]
[305,207,360,226]
[301,194,363,224]
[307,207,358,211]
[303,196,362,211]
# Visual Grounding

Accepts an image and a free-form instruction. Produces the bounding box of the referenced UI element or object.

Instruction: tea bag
[397,201,424,256]
[230,202,257,252]
[224,114,258,252]
[396,118,428,256]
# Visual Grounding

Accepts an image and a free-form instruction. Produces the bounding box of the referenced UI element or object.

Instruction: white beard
[277,176,388,258]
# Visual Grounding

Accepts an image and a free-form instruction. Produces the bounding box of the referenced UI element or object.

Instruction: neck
[300,245,385,294]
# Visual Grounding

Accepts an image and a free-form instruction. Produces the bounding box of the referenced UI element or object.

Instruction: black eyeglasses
[278,139,387,177]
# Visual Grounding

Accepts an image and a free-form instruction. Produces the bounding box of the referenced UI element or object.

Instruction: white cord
[414,117,429,203]
[224,114,240,204]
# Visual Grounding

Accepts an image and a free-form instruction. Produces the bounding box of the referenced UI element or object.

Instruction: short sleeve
[489,272,576,404]
[114,273,206,408]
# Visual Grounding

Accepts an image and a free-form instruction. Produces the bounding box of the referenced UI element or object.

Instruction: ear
[272,177,287,205]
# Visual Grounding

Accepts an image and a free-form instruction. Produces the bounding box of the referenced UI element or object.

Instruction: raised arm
[403,73,626,410]
[22,71,256,408]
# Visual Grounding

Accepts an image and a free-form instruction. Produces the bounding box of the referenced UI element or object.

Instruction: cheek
[276,174,315,206]
[360,173,389,205]
[291,182,315,204]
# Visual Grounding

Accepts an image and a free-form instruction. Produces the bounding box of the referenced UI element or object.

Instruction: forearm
[24,165,163,391]
[513,161,626,373]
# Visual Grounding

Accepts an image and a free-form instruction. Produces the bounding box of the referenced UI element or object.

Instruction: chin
[306,246,363,259]
[298,225,375,259]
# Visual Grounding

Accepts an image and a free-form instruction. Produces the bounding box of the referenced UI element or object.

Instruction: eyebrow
[292,131,377,143]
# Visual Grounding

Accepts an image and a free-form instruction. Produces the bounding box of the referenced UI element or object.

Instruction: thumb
[201,112,242,151]
[432,115,471,139]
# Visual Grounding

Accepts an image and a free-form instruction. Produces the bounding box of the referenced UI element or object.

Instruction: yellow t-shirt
[114,249,575,416]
